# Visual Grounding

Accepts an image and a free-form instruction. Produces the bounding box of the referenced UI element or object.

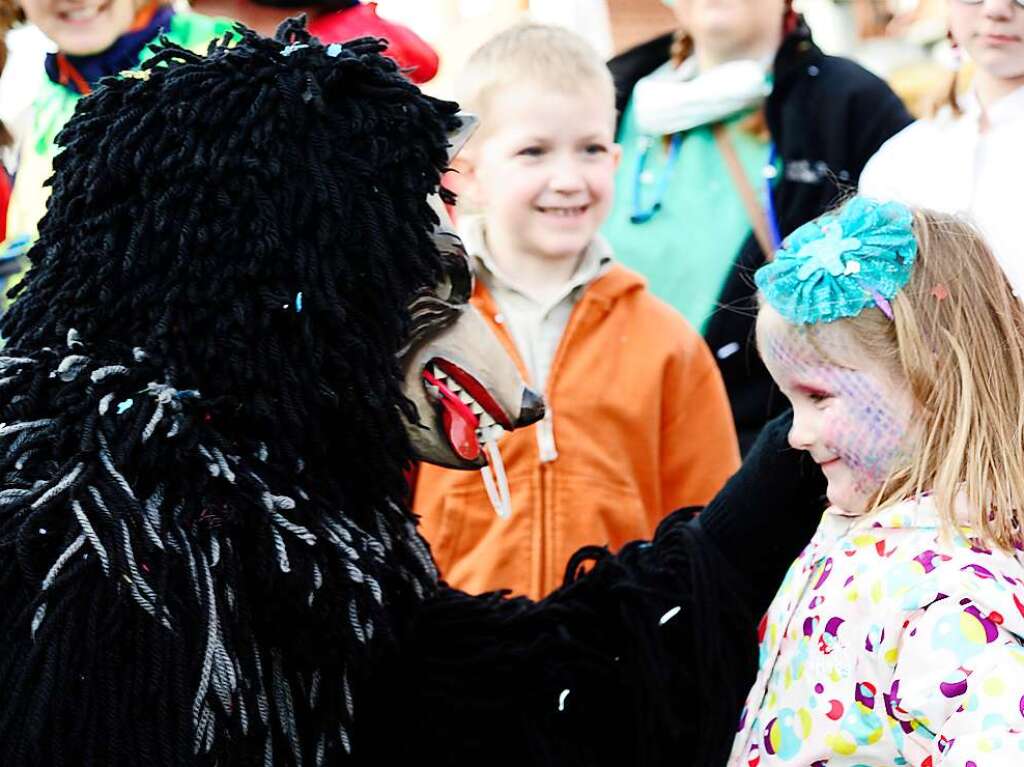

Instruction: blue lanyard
[630,133,683,224]
[630,131,783,253]
[762,143,783,251]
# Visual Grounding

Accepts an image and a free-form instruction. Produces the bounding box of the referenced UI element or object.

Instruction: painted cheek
[823,376,908,490]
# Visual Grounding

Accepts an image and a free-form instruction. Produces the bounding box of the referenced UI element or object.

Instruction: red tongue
[440,397,481,461]
[423,370,481,461]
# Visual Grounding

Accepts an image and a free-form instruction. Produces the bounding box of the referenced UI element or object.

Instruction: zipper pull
[537,408,558,464]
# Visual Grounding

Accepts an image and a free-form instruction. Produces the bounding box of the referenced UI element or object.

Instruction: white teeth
[425,365,506,440]
[65,6,100,20]
[475,423,505,444]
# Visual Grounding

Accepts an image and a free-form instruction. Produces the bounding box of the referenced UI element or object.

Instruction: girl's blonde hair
[823,210,1024,549]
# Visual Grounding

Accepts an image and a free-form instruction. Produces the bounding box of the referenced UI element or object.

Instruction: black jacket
[609,23,913,452]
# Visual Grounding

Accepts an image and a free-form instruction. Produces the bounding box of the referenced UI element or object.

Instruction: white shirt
[460,215,612,393]
[459,214,612,462]
[0,25,52,171]
[859,85,1024,296]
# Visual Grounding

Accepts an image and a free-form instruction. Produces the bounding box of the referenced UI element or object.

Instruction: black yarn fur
[0,19,775,767]
[358,513,757,767]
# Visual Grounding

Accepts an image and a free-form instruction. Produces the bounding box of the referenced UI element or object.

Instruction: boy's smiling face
[464,80,620,269]
[19,0,137,55]
[757,304,916,515]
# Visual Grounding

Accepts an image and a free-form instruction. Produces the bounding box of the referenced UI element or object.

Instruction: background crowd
[0,0,1021,601]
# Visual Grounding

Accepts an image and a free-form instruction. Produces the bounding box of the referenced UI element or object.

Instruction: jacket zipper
[534,293,599,595]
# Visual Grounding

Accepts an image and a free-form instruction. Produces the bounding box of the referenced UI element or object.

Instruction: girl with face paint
[731,196,1024,767]
[861,0,1024,295]
[603,0,912,453]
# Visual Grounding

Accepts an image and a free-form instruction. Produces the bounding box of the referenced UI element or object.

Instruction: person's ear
[444,154,485,210]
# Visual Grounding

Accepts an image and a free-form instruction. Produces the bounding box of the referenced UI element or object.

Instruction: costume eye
[439,251,472,305]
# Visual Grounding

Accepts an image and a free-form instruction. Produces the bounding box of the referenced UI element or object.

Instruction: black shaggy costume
[0,22,826,767]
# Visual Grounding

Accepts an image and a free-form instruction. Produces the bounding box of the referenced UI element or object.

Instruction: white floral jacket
[729,497,1024,767]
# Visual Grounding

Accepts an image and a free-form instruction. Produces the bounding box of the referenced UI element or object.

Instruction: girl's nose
[788,410,816,452]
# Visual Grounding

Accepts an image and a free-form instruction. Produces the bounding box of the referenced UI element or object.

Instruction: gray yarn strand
[270,526,290,573]
[41,533,87,591]
[271,511,317,546]
[0,419,53,438]
[89,365,130,383]
[191,545,219,753]
[72,499,110,575]
[97,432,136,500]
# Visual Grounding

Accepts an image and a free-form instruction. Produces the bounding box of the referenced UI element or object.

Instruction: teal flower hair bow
[755,196,918,325]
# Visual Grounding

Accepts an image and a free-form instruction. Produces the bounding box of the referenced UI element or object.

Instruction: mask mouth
[421,358,513,517]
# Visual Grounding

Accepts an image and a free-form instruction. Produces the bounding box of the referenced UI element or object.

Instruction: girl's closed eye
[796,384,831,404]
[517,145,545,158]
[583,142,609,155]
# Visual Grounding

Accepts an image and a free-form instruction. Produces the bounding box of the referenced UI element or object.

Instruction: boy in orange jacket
[413,24,740,600]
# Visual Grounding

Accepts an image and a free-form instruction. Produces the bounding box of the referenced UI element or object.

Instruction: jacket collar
[458,215,637,308]
[44,3,174,95]
[769,18,823,97]
[470,257,645,311]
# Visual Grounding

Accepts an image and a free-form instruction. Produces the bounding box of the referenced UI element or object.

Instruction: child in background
[730,196,1024,766]
[604,0,911,453]
[413,24,740,600]
[218,0,439,83]
[0,0,232,305]
[860,0,1024,295]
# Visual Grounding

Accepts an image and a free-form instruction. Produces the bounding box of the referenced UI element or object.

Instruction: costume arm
[658,336,741,517]
[368,513,753,767]
[888,595,1024,766]
[690,408,827,619]
[368,411,825,767]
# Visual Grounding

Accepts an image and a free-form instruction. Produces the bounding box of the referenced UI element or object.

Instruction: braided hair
[0,20,461,765]
[4,17,460,511]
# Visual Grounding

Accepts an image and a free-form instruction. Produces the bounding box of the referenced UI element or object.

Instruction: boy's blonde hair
[456,23,615,138]
[815,211,1024,549]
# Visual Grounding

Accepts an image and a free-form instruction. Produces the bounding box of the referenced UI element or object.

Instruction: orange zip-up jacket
[413,264,741,600]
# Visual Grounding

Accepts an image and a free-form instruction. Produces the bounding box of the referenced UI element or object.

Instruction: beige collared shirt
[459,215,612,393]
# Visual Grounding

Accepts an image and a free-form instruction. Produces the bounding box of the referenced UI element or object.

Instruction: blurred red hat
[307,2,438,83]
